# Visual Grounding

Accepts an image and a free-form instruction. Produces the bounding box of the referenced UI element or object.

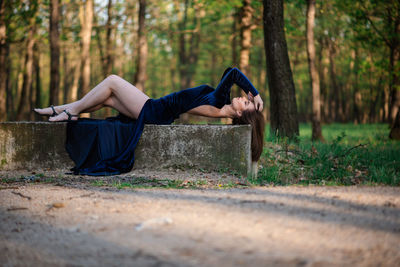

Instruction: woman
[34,67,265,176]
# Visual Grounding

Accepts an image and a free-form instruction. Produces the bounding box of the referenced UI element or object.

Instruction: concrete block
[0,122,252,176]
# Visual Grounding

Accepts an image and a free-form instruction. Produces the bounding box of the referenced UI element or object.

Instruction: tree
[263,0,299,138]
[0,0,7,121]
[239,0,254,76]
[49,0,60,106]
[342,0,400,123]
[389,110,400,139]
[79,0,93,99]
[134,0,148,91]
[306,0,323,141]
[105,0,114,76]
[16,0,39,120]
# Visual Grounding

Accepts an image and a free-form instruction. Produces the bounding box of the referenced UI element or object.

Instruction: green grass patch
[253,123,400,186]
[90,177,215,189]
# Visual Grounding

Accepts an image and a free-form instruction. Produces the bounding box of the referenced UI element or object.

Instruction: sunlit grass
[254,123,400,186]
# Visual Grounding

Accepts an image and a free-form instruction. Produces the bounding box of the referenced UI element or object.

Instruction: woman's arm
[215,67,259,97]
[187,105,224,118]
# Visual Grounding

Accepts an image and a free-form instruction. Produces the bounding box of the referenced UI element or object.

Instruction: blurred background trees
[0,0,399,138]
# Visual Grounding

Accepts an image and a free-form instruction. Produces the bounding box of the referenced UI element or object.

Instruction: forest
[0,0,399,139]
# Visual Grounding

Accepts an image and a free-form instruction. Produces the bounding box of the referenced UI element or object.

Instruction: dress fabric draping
[66,67,259,176]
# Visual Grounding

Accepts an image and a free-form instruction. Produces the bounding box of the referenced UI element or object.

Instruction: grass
[89,177,241,189]
[252,123,400,186]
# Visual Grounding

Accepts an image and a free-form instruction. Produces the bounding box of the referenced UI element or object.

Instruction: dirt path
[1,174,400,266]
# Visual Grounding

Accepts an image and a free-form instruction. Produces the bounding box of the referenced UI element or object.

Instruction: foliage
[3,0,399,124]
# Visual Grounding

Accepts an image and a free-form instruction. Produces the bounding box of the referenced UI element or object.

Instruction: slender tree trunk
[306,0,323,141]
[389,109,400,139]
[351,48,362,124]
[69,59,81,102]
[388,12,400,123]
[263,0,299,138]
[129,2,137,80]
[29,44,40,121]
[62,1,73,104]
[187,1,202,87]
[328,40,342,121]
[17,3,38,120]
[49,0,60,106]
[0,0,7,121]
[383,84,390,122]
[16,32,35,120]
[62,44,70,103]
[0,0,8,121]
[317,37,328,123]
[178,0,189,90]
[231,10,239,67]
[94,14,106,76]
[134,0,147,91]
[239,0,253,77]
[34,46,41,117]
[79,0,93,98]
[5,44,12,120]
[168,21,178,92]
[389,46,400,123]
[105,0,114,76]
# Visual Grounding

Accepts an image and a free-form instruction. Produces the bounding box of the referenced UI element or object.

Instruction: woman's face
[232,96,255,116]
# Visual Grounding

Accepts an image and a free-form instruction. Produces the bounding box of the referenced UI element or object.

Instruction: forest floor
[1,169,400,267]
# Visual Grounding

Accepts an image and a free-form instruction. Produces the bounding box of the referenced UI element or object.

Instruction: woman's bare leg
[35,75,149,121]
[81,96,134,117]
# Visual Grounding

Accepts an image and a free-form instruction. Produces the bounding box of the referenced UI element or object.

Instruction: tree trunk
[317,36,327,122]
[187,2,202,87]
[389,46,400,123]
[134,0,147,91]
[239,0,253,76]
[306,0,323,141]
[62,44,70,103]
[34,46,41,119]
[351,48,362,124]
[176,0,202,91]
[389,109,400,139]
[0,0,7,121]
[5,44,13,120]
[16,31,35,120]
[263,0,299,138]
[29,44,40,121]
[69,59,81,102]
[105,0,114,76]
[17,3,38,120]
[79,0,93,99]
[388,10,400,123]
[328,40,343,122]
[178,0,189,90]
[62,1,73,104]
[231,10,239,67]
[49,0,60,106]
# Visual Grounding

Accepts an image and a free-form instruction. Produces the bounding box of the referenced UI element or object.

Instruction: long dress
[66,67,259,176]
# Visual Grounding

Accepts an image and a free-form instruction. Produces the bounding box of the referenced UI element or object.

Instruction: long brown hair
[232,110,265,162]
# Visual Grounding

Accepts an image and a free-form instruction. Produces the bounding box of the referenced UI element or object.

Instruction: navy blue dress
[66,67,259,176]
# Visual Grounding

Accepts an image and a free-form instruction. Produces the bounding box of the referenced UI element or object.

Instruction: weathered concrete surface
[135,125,251,174]
[0,122,251,175]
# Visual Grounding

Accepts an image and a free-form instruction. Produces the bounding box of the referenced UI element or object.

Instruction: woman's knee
[105,74,123,92]
[106,74,121,85]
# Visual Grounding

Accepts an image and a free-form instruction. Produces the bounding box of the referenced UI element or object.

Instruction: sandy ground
[1,170,400,267]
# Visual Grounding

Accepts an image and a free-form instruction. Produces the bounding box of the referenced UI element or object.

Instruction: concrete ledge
[0,122,252,176]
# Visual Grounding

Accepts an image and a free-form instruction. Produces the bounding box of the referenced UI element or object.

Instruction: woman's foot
[49,109,79,122]
[33,106,60,117]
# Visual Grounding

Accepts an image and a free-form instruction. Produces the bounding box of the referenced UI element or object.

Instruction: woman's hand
[248,92,263,112]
